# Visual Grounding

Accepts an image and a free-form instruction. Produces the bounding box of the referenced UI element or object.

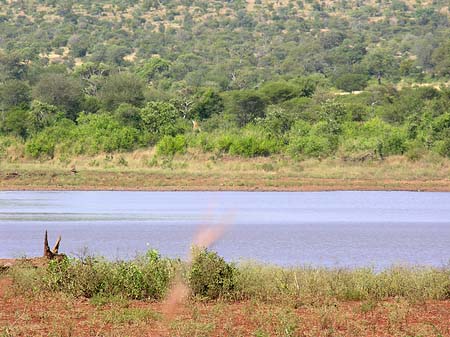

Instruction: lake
[0,191,449,268]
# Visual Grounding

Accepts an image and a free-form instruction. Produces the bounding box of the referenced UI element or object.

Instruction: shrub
[288,134,333,158]
[288,120,335,158]
[228,133,280,157]
[189,248,237,300]
[339,119,408,158]
[156,134,187,156]
[215,133,234,153]
[40,250,174,300]
[188,132,215,152]
[25,119,76,158]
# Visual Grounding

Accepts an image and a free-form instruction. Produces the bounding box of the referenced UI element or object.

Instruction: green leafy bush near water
[10,250,176,300]
[189,248,237,300]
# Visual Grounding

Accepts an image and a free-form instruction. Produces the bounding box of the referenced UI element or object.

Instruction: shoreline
[1,156,450,192]
[1,178,450,192]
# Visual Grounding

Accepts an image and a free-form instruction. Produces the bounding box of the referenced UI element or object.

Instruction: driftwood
[0,231,66,271]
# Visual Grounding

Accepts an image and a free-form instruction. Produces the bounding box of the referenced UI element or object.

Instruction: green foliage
[156,134,187,156]
[0,79,31,110]
[39,250,174,300]
[25,114,139,158]
[334,73,368,92]
[260,81,298,104]
[9,251,450,305]
[140,101,182,138]
[189,248,237,300]
[1,107,29,139]
[114,103,142,128]
[229,132,280,157]
[257,106,293,136]
[27,101,61,134]
[25,119,76,158]
[340,118,408,158]
[98,72,145,110]
[32,73,83,120]
[224,90,266,127]
[234,263,450,303]
[0,135,16,159]
[136,57,171,82]
[74,113,140,154]
[432,40,450,77]
[1,1,450,162]
[288,134,334,158]
[287,119,340,158]
[191,88,224,120]
[361,48,399,79]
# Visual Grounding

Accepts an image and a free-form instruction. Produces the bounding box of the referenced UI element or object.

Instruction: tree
[334,73,368,92]
[74,62,111,95]
[260,81,297,104]
[224,90,266,127]
[114,103,142,128]
[97,73,145,110]
[32,73,83,120]
[27,100,61,134]
[432,40,450,77]
[139,101,181,137]
[0,107,29,138]
[361,49,399,79]
[136,57,171,83]
[0,80,31,110]
[0,51,29,81]
[191,88,224,120]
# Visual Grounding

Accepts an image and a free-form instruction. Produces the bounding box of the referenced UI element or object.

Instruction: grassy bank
[1,152,450,191]
[1,249,449,336]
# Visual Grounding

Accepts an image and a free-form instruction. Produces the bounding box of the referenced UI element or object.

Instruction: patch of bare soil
[1,276,449,337]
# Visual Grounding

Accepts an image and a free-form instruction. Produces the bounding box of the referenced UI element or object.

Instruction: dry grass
[1,151,449,191]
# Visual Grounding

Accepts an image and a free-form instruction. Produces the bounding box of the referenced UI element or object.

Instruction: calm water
[0,191,449,268]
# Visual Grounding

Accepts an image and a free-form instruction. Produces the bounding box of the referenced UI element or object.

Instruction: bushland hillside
[1,0,450,168]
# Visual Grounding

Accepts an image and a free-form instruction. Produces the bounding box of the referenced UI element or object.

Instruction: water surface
[1,191,449,268]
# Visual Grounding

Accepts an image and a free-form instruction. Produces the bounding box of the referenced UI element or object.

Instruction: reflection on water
[0,191,449,268]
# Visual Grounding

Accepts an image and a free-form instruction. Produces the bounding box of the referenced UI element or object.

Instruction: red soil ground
[1,276,449,337]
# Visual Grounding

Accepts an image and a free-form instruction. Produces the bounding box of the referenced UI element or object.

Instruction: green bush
[25,114,140,158]
[189,248,237,300]
[156,134,187,156]
[287,121,336,158]
[188,132,215,152]
[288,134,333,158]
[25,119,76,158]
[214,133,235,153]
[228,132,280,157]
[40,250,174,300]
[139,101,182,138]
[339,119,408,158]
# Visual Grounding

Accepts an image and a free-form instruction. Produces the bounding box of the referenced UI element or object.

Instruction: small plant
[189,248,237,300]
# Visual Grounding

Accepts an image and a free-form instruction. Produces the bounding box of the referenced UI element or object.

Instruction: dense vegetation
[7,248,450,302]
[1,0,450,162]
